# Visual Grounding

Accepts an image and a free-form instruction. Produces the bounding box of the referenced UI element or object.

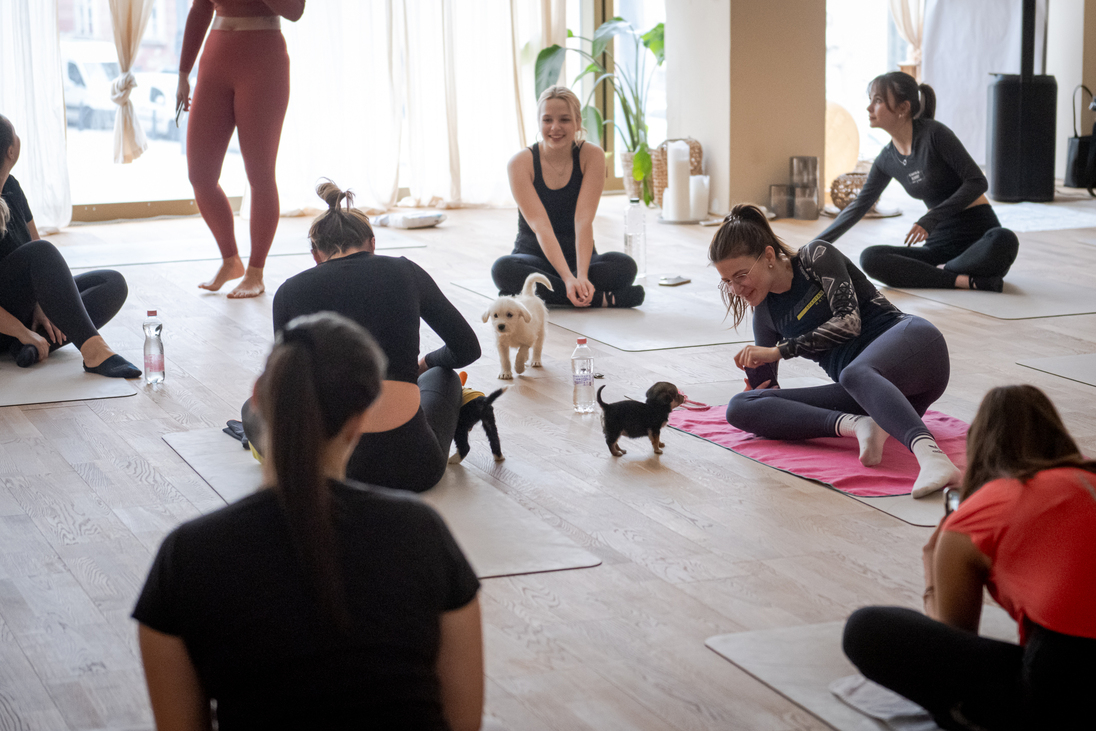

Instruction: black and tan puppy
[449,388,507,464]
[597,382,685,457]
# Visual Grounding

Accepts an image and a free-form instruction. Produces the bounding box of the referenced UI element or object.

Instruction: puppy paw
[498,371,513,380]
[653,447,663,455]
[448,453,465,465]
[493,453,506,462]
[530,360,542,367]
[658,442,665,448]
[515,361,526,374]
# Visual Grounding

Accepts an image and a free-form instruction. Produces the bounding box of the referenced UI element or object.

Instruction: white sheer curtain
[108,0,154,164]
[273,0,545,213]
[0,0,71,231]
[888,0,924,66]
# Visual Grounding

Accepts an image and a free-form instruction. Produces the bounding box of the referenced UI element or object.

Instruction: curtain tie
[110,71,137,106]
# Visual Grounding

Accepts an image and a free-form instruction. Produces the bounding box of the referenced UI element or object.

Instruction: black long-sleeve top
[818,118,988,242]
[753,241,903,381]
[272,252,480,384]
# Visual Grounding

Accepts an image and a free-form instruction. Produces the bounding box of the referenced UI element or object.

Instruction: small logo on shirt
[907,169,924,185]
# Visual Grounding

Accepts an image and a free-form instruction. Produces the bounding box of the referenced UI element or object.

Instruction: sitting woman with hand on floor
[491,85,643,308]
[0,114,139,378]
[242,180,480,493]
[843,385,1096,731]
[819,72,1018,292]
[714,204,960,498]
[136,313,484,731]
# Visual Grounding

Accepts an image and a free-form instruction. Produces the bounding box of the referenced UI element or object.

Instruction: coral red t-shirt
[944,467,1096,644]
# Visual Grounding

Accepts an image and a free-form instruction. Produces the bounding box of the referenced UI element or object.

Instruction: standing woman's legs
[228,30,291,299]
[187,31,244,292]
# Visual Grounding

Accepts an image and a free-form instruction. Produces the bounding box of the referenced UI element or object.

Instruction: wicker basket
[653,138,703,208]
[830,172,869,210]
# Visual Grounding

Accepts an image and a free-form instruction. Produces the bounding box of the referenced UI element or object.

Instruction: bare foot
[227,268,266,299]
[80,335,116,368]
[199,256,245,291]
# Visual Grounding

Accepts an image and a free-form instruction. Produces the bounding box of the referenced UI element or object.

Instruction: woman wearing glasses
[711,204,958,498]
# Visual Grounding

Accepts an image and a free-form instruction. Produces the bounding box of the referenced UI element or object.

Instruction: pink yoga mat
[669,404,968,497]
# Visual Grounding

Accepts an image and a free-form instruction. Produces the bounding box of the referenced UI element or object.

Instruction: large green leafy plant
[535,18,664,205]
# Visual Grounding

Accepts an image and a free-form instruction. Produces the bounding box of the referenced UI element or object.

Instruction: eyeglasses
[717,252,764,295]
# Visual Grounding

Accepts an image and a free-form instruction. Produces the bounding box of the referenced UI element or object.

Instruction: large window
[610,0,665,181]
[58,0,246,206]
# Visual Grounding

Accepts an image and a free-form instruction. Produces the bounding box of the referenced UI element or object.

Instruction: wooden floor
[2,195,1095,730]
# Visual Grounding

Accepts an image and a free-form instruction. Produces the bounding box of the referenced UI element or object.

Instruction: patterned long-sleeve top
[753,241,904,381]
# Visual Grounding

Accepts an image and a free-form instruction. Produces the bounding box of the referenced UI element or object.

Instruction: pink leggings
[187,30,289,270]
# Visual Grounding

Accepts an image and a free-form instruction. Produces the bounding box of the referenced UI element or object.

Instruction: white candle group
[663,141,692,221]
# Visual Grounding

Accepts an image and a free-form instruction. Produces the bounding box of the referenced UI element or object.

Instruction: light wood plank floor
[2,195,1095,730]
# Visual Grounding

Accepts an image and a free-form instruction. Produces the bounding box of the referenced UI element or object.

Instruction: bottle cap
[577,338,587,344]
[629,197,639,203]
[147,310,157,317]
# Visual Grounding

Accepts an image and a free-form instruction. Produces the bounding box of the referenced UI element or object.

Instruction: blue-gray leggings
[726,316,949,450]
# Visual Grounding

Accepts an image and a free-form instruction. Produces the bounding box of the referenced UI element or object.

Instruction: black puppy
[449,388,507,464]
[597,382,684,457]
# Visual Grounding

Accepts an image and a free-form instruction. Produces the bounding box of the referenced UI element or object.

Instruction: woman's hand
[176,74,191,113]
[904,223,928,246]
[417,356,429,376]
[733,345,780,370]
[18,327,49,362]
[565,276,595,308]
[31,305,65,346]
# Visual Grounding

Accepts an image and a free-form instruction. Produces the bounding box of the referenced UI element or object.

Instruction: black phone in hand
[744,362,779,389]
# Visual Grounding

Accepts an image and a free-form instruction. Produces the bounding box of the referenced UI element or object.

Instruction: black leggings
[242,366,462,494]
[491,251,638,306]
[0,240,128,352]
[843,606,1096,731]
[726,316,949,450]
[860,205,1019,288]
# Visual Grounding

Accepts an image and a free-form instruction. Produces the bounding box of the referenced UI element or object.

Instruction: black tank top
[513,142,594,266]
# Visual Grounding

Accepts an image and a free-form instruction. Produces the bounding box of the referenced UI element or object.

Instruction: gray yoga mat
[163,428,601,579]
[666,379,949,528]
[62,234,421,270]
[1017,352,1096,388]
[452,278,752,351]
[884,274,1096,320]
[706,605,1017,731]
[0,348,137,407]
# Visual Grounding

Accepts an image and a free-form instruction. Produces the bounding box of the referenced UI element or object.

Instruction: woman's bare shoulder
[508,146,534,172]
[578,140,604,160]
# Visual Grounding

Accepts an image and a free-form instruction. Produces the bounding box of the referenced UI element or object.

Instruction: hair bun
[315,179,351,211]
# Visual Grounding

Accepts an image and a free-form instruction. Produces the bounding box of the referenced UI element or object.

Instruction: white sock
[910,436,961,498]
[836,414,889,467]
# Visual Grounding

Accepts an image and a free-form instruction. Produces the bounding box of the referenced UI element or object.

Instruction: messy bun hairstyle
[868,72,936,121]
[308,179,376,257]
[708,203,798,328]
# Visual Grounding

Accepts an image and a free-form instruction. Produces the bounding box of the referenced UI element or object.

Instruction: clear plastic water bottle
[143,310,165,384]
[571,337,595,413]
[624,197,646,279]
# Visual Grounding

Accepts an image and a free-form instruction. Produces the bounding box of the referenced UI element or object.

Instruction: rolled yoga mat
[163,428,601,579]
[0,347,137,407]
[665,382,966,527]
[705,605,1017,731]
[452,277,752,352]
[1017,352,1096,389]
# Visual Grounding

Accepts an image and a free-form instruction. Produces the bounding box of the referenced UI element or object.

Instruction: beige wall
[1046,0,1096,180]
[666,0,826,214]
[666,0,731,213]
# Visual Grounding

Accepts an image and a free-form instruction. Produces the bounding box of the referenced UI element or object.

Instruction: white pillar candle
[664,141,692,221]
[689,175,710,220]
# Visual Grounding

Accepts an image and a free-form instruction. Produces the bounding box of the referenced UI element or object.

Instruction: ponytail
[309,179,375,258]
[708,203,798,329]
[917,83,936,120]
[0,198,9,239]
[868,72,935,120]
[257,313,386,634]
[0,115,13,238]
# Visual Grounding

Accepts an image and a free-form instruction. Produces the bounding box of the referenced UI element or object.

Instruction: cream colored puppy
[482,273,552,380]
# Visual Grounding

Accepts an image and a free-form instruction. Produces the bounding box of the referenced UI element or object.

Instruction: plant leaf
[534,45,567,98]
[641,23,665,65]
[632,145,652,182]
[574,62,603,84]
[581,105,604,146]
[591,17,634,59]
[566,28,574,38]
